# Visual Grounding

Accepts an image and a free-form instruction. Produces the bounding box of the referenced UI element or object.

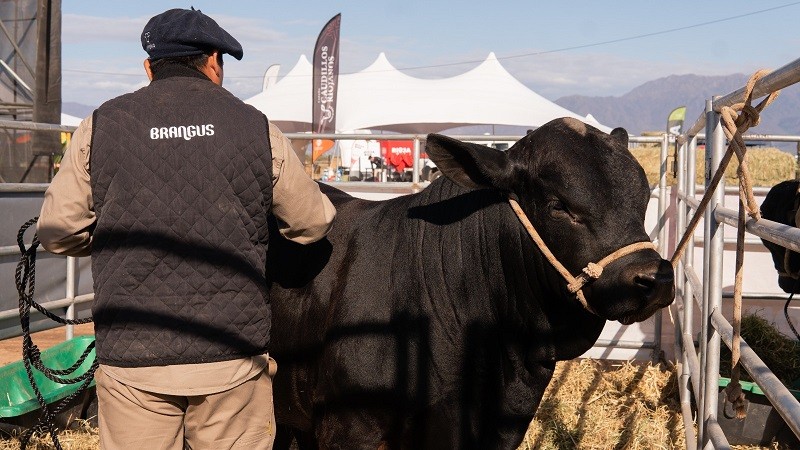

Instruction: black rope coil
[15,217,97,450]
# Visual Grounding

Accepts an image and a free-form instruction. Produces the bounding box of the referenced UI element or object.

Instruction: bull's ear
[425,134,510,190]
[610,127,629,147]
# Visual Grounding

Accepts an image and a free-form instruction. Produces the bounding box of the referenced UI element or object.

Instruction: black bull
[267,118,675,449]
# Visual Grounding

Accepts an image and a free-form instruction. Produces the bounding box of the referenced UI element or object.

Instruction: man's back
[90,73,274,367]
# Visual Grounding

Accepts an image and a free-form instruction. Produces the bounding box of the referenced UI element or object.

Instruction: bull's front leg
[314,407,396,449]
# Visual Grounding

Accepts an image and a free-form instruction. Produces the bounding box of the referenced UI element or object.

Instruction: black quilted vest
[90,73,273,367]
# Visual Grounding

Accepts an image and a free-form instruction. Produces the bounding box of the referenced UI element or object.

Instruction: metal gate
[672,57,800,449]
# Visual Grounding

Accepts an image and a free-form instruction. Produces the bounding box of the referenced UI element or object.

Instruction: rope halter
[508,197,657,316]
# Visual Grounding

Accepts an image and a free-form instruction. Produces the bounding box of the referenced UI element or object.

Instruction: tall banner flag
[312,13,341,163]
[667,106,687,135]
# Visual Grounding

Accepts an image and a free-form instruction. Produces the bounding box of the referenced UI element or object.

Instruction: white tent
[245,53,611,134]
[61,113,83,126]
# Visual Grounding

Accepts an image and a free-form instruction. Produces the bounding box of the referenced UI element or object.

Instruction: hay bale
[0,419,98,450]
[519,359,789,450]
[519,359,684,450]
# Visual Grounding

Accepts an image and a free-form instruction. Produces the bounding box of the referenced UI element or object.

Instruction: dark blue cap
[141,8,243,61]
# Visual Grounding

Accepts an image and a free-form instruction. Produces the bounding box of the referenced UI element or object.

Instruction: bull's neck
[499,206,605,362]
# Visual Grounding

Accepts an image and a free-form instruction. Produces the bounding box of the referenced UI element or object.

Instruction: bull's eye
[549,199,565,212]
[548,199,573,219]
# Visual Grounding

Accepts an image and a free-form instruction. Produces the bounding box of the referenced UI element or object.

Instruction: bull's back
[269,179,511,343]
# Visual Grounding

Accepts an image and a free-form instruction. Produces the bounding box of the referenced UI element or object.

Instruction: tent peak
[285,54,312,78]
[364,52,397,72]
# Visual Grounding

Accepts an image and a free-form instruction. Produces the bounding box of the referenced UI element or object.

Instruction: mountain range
[63,73,800,139]
[554,73,800,137]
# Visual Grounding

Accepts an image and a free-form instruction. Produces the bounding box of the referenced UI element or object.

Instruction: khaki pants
[96,360,277,450]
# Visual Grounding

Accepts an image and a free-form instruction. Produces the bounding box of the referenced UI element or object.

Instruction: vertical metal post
[674,140,687,311]
[65,255,76,339]
[32,0,63,157]
[685,135,698,388]
[674,137,691,442]
[675,143,688,346]
[682,136,700,448]
[657,134,670,255]
[412,136,420,185]
[795,141,800,181]
[653,133,669,361]
[701,99,726,448]
[698,103,711,447]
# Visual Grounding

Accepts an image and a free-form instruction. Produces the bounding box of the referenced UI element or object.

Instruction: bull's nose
[634,260,675,304]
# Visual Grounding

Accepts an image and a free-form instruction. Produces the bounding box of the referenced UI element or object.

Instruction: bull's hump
[561,117,587,135]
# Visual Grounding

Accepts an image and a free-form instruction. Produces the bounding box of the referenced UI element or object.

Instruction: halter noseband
[508,197,657,316]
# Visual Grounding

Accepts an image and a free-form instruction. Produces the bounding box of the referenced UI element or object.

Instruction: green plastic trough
[717,376,800,446]
[0,335,95,419]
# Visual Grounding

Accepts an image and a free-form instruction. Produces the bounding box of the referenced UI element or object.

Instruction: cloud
[62,13,285,45]
[211,14,287,43]
[62,14,145,43]
[62,71,147,106]
[61,12,295,105]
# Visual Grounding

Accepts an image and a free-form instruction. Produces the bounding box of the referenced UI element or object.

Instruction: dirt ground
[0,323,95,366]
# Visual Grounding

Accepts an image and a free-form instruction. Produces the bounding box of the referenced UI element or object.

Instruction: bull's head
[760,180,800,293]
[425,117,674,324]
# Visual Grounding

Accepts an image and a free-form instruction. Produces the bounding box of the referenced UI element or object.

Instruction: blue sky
[62,1,800,107]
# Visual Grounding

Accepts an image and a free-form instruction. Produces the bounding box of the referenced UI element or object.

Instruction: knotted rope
[670,69,780,419]
[670,70,778,267]
[508,197,657,315]
[15,217,98,450]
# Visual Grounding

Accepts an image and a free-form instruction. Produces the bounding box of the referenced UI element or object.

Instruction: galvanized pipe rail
[0,118,76,133]
[0,294,93,321]
[673,129,734,450]
[674,134,698,450]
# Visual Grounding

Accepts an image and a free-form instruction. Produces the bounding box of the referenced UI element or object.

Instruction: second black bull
[761,179,800,292]
[267,117,675,449]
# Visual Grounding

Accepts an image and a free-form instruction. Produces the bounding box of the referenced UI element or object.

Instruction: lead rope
[15,218,98,450]
[670,69,779,419]
[719,70,777,420]
[507,197,657,315]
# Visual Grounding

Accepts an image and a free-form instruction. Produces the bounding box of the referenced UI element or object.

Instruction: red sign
[380,140,414,171]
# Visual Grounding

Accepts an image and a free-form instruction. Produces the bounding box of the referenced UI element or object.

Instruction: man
[368,154,383,181]
[37,8,335,449]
